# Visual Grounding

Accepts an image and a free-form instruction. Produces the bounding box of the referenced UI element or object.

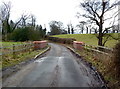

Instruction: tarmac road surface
[3,43,105,87]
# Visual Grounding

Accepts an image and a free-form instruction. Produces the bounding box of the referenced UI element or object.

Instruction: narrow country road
[3,43,105,87]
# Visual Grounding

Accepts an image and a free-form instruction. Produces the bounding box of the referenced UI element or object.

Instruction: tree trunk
[86,26,88,34]
[113,30,115,33]
[7,20,11,33]
[89,29,91,34]
[106,29,108,33]
[98,23,103,46]
[98,34,103,46]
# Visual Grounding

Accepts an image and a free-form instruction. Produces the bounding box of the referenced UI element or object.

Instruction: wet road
[3,43,103,87]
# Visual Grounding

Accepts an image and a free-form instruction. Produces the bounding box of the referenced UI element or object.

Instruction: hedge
[46,36,76,44]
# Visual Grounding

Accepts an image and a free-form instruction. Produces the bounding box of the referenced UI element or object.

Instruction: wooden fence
[85,44,113,54]
[84,44,113,64]
[0,43,34,57]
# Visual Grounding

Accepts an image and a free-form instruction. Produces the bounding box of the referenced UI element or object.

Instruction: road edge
[34,46,51,59]
[65,45,108,88]
[2,46,51,82]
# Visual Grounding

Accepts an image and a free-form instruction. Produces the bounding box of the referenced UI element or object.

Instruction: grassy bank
[1,42,49,69]
[62,43,120,89]
[77,49,119,89]
[52,33,119,48]
[2,48,48,68]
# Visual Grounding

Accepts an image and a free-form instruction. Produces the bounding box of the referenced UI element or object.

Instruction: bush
[108,42,120,81]
[9,27,42,41]
[9,28,29,41]
[113,42,120,79]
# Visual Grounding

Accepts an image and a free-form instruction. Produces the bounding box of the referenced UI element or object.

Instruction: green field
[1,42,26,46]
[52,33,119,48]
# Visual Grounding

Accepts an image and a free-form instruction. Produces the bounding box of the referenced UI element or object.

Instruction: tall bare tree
[80,21,86,34]
[30,14,36,27]
[0,2,11,40]
[70,24,74,34]
[20,14,30,27]
[49,21,65,35]
[76,21,86,34]
[78,0,119,46]
[67,24,70,34]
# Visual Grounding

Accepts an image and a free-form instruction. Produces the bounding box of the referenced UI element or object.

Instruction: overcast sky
[0,0,119,32]
[0,0,82,31]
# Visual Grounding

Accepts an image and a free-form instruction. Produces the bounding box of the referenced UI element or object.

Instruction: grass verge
[76,49,119,89]
[2,46,50,69]
[62,43,120,89]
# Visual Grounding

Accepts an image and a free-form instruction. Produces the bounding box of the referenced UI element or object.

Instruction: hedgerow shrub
[113,42,120,80]
[47,37,76,44]
[108,42,120,81]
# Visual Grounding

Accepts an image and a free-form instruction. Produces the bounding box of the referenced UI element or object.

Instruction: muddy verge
[66,46,108,89]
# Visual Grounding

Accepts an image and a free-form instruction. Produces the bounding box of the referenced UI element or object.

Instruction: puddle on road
[34,57,66,63]
[34,57,47,63]
[34,60,44,63]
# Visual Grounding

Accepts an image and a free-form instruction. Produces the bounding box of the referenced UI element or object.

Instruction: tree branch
[103,34,110,46]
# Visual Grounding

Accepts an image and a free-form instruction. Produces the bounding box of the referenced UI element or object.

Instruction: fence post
[13,44,15,58]
[29,43,31,54]
[25,44,27,52]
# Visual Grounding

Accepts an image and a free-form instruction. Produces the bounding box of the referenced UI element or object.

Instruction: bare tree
[0,2,11,40]
[67,24,70,34]
[76,21,86,34]
[71,26,74,34]
[30,14,36,27]
[0,20,2,40]
[0,2,11,22]
[70,23,74,34]
[13,13,34,29]
[20,14,30,27]
[76,24,83,34]
[0,2,30,40]
[49,21,65,35]
[12,18,22,30]
[78,0,119,46]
